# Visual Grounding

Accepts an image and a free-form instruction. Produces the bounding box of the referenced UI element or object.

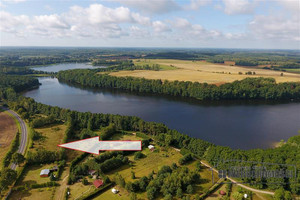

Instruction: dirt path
[200,161,275,196]
[54,173,69,200]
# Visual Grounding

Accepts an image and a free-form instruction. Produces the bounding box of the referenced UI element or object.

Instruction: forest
[1,47,299,71]
[1,48,300,198]
[57,69,300,100]
[0,77,298,194]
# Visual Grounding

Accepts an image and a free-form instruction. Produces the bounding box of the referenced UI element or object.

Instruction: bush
[134,152,145,160]
[179,153,193,165]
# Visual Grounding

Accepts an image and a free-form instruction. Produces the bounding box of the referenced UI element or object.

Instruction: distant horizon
[1,46,300,51]
[0,0,299,49]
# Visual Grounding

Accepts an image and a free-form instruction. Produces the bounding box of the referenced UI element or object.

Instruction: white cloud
[152,21,171,33]
[173,18,191,29]
[0,11,29,33]
[2,0,26,3]
[0,3,154,39]
[222,0,255,15]
[249,15,300,41]
[114,0,180,14]
[186,0,212,10]
[275,0,300,13]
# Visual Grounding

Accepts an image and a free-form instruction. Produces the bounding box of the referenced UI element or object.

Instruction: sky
[0,0,299,49]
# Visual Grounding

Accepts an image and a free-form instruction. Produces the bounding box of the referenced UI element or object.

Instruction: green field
[9,187,56,200]
[15,164,57,186]
[134,59,177,70]
[33,124,66,151]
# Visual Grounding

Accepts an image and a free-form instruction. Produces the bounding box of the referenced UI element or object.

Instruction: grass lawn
[98,133,218,199]
[93,187,130,200]
[68,179,97,200]
[16,164,57,186]
[205,183,226,200]
[230,185,274,200]
[109,59,300,84]
[0,111,18,165]
[9,187,56,200]
[33,124,67,151]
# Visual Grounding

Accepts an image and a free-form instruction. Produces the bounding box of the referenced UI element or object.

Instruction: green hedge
[77,183,112,200]
[12,181,59,191]
[2,132,20,168]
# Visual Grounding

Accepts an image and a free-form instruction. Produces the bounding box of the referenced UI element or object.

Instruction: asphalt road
[2,107,28,170]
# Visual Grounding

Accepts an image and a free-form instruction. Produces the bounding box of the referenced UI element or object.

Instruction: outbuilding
[112,188,119,194]
[148,145,155,151]
[93,179,103,188]
[88,170,97,176]
[40,169,50,177]
[219,190,226,196]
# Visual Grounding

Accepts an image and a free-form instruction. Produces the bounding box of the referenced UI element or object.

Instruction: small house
[148,145,155,151]
[40,169,50,177]
[88,170,97,176]
[112,188,119,194]
[93,179,103,188]
[219,190,226,196]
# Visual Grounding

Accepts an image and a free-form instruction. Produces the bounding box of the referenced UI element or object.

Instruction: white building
[148,145,155,151]
[112,188,119,194]
[40,169,50,177]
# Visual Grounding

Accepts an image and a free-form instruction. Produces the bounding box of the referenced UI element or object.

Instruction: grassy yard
[0,111,18,165]
[68,182,95,200]
[9,187,56,200]
[94,187,131,200]
[230,185,273,200]
[15,163,57,186]
[33,124,67,151]
[98,133,218,199]
[205,183,226,200]
[109,59,300,84]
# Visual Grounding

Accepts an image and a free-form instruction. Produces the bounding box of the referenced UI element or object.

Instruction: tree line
[57,69,300,100]
[0,73,299,194]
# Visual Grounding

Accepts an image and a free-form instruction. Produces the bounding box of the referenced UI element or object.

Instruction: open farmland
[0,111,18,164]
[109,59,300,84]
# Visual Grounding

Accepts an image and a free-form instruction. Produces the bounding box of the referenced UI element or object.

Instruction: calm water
[24,77,300,149]
[31,63,105,73]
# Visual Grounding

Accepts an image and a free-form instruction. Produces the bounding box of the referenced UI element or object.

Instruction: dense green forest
[0,73,299,194]
[57,69,300,100]
[1,48,300,197]
[0,74,39,100]
[1,90,299,194]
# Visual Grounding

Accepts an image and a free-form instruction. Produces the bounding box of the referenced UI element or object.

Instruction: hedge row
[77,183,113,200]
[12,181,60,191]
[2,132,20,168]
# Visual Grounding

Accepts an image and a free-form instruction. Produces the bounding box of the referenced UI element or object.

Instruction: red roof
[219,190,226,195]
[93,179,103,188]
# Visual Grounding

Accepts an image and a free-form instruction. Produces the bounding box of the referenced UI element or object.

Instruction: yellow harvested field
[109,59,300,84]
[0,111,17,164]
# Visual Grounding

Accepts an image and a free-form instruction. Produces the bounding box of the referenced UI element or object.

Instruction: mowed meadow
[109,59,300,84]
